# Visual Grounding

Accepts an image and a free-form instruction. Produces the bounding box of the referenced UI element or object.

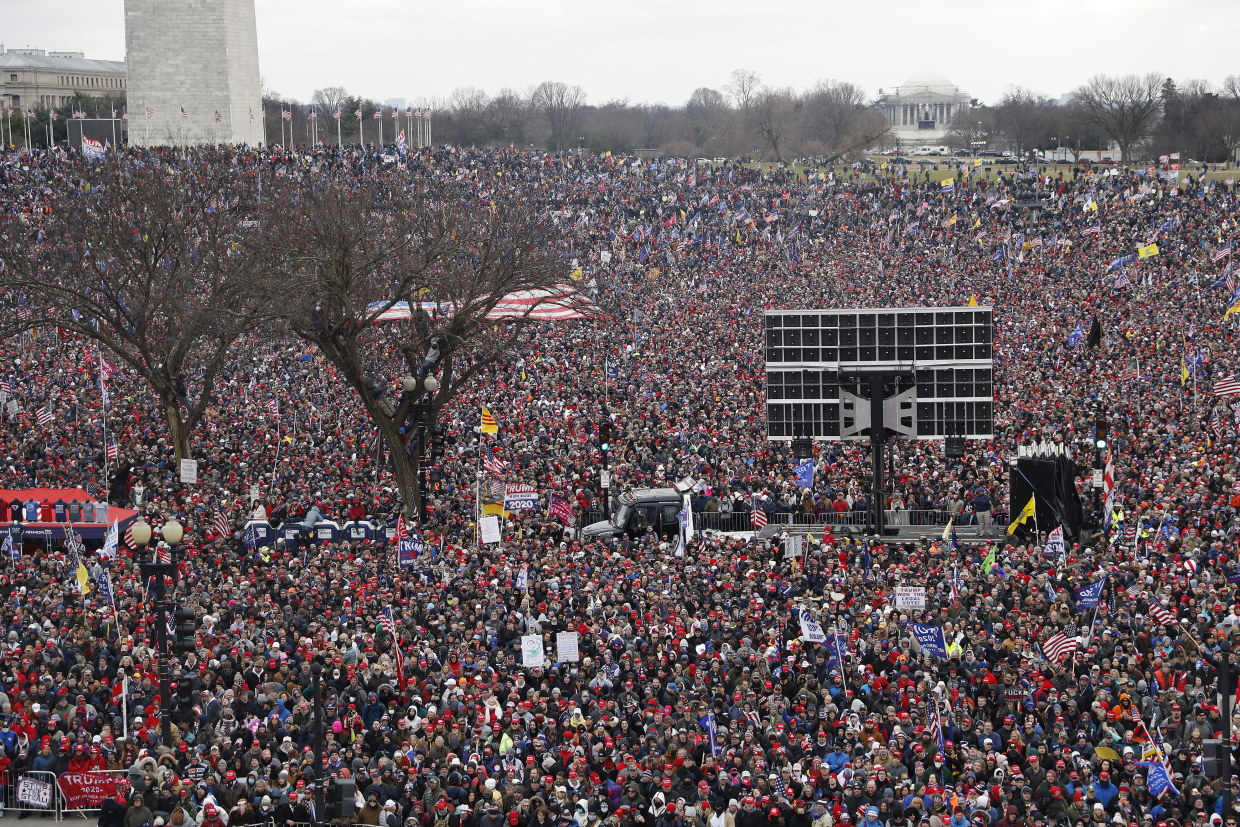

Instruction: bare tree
[311,86,349,115]
[687,87,730,126]
[259,178,567,514]
[637,103,672,148]
[483,88,531,145]
[801,80,890,163]
[449,86,490,144]
[995,85,1049,159]
[531,81,587,152]
[725,69,763,115]
[749,86,798,161]
[1074,73,1164,162]
[592,99,639,153]
[1202,99,1240,164]
[0,149,267,462]
[1226,75,1240,103]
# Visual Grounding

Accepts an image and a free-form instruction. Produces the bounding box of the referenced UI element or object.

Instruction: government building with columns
[876,71,972,145]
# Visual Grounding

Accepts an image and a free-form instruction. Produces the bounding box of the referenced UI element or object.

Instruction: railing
[2,770,62,821]
[576,507,997,535]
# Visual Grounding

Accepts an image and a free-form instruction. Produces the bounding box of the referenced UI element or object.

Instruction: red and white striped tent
[484,285,598,321]
[364,285,597,324]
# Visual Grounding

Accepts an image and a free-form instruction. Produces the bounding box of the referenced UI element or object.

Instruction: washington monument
[124,0,263,146]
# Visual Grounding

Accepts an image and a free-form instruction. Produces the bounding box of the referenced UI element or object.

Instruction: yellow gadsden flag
[1007,495,1036,535]
[1224,296,1240,321]
[76,561,91,594]
[480,407,498,434]
[1138,242,1160,259]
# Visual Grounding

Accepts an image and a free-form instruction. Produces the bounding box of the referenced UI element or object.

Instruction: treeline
[268,70,1240,165]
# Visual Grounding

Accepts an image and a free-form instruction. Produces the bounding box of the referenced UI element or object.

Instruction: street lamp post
[312,662,324,816]
[400,374,438,521]
[1223,639,1233,813]
[136,517,183,747]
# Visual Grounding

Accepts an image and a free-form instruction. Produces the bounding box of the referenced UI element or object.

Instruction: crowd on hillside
[0,141,1237,827]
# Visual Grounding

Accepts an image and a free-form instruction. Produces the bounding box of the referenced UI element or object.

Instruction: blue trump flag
[398,534,427,569]
[96,570,115,608]
[794,458,814,488]
[699,713,723,756]
[243,523,257,551]
[910,623,948,658]
[1067,324,1083,348]
[1075,577,1107,609]
[1136,761,1179,798]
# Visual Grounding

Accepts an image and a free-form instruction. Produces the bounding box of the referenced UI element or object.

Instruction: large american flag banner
[751,498,768,529]
[1147,598,1176,626]
[212,512,230,538]
[483,452,505,475]
[1041,621,1079,663]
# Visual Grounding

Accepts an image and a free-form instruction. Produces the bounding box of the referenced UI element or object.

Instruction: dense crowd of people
[0,140,1239,827]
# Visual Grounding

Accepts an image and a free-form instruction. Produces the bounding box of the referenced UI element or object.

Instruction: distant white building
[876,71,972,145]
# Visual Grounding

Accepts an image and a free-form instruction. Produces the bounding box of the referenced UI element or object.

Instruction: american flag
[145,107,154,119]
[354,109,362,119]
[214,110,222,123]
[483,452,505,475]
[1041,621,1079,663]
[36,404,53,427]
[1213,377,1240,397]
[212,512,230,538]
[751,499,768,529]
[926,700,945,751]
[106,442,119,461]
[307,111,316,121]
[157,544,171,564]
[1113,274,1131,291]
[49,110,58,121]
[1214,243,1232,263]
[282,110,291,122]
[393,514,408,542]
[380,607,406,689]
[0,379,11,394]
[99,353,115,380]
[1147,599,1176,626]
[1213,413,1228,440]
[123,523,136,549]
[180,107,188,120]
[267,398,279,414]
[379,606,396,635]
[333,109,341,120]
[374,111,381,120]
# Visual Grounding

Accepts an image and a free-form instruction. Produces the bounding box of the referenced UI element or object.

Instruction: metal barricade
[57,768,129,822]
[4,770,61,821]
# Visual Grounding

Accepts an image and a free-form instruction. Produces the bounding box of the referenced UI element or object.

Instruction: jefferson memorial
[876,71,973,144]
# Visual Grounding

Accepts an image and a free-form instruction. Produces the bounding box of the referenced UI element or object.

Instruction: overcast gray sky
[7,0,1239,107]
